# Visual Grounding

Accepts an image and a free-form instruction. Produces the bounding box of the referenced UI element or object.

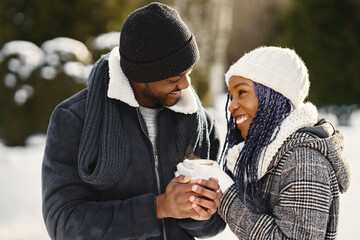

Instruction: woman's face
[228,76,259,139]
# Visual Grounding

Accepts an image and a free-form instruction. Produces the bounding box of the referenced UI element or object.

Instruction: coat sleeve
[42,107,161,240]
[177,113,226,238]
[218,147,334,239]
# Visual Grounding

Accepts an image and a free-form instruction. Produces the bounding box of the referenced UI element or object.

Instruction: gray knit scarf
[78,55,210,189]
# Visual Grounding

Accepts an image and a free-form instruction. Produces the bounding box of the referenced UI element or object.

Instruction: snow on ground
[0,135,47,240]
[0,95,359,239]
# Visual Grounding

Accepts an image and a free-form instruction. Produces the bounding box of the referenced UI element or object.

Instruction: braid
[221,83,293,214]
[219,94,243,176]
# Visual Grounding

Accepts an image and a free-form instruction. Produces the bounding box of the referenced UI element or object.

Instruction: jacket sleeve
[218,147,333,239]
[177,113,226,238]
[42,107,161,240]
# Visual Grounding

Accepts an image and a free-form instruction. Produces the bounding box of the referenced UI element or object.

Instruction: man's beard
[141,87,179,108]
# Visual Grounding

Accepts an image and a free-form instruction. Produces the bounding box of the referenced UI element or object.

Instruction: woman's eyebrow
[232,82,251,89]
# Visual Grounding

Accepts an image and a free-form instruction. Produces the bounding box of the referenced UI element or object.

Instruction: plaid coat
[219,127,350,239]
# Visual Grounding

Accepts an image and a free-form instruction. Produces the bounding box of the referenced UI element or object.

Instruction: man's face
[131,67,193,108]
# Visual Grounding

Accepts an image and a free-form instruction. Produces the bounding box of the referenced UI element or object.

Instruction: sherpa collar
[107,47,198,114]
[258,102,318,178]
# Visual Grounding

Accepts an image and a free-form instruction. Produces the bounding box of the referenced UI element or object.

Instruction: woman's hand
[188,177,223,220]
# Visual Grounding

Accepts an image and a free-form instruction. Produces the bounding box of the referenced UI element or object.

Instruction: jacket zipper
[154,155,161,195]
[136,108,167,240]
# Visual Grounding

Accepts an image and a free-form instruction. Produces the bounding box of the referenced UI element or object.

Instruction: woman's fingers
[190,202,212,220]
[189,195,217,214]
[191,179,222,207]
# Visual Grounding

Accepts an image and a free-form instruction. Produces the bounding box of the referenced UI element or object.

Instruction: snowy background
[0,94,359,240]
[1,1,359,238]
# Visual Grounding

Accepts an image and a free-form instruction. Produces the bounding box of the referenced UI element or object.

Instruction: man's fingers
[196,178,220,192]
[172,174,191,183]
[208,178,223,199]
[217,189,223,199]
[209,177,219,183]
[191,184,217,200]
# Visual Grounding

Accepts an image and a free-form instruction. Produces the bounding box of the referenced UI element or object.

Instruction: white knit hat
[225,46,309,108]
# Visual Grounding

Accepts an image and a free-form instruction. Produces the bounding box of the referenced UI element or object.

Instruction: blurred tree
[0,0,236,145]
[0,55,86,146]
[275,0,360,107]
[169,0,234,106]
[225,0,291,66]
[0,0,151,146]
[0,0,148,47]
[0,40,90,146]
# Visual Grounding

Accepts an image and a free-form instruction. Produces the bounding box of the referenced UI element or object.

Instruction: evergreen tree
[275,0,360,107]
[0,0,150,146]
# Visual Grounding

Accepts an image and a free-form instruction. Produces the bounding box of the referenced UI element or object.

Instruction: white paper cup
[185,159,214,182]
[188,159,214,166]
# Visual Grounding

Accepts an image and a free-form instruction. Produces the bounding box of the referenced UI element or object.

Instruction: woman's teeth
[236,116,248,125]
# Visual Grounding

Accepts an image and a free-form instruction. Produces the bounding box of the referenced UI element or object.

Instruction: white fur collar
[107,47,198,114]
[258,102,318,178]
[226,102,318,178]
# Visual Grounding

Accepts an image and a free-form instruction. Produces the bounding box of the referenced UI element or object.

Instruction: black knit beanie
[119,2,199,83]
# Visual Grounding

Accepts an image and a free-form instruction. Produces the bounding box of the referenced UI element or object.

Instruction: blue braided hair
[220,82,293,214]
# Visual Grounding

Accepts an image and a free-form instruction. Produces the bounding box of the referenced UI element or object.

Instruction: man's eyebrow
[179,67,193,76]
[170,68,193,79]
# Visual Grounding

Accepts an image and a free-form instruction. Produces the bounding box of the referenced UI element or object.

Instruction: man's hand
[156,175,221,220]
[156,175,195,219]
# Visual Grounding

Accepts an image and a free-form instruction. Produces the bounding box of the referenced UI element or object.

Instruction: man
[42,2,225,240]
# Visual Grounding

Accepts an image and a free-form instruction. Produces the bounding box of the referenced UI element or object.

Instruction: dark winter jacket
[42,47,225,240]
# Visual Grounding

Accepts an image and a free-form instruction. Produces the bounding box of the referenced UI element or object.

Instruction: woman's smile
[235,115,249,126]
[228,76,259,139]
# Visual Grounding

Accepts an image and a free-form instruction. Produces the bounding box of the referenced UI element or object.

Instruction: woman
[177,46,350,239]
